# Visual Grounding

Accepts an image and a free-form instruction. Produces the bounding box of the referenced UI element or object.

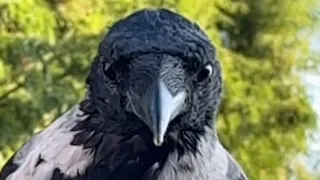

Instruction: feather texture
[0,106,93,180]
[148,127,247,180]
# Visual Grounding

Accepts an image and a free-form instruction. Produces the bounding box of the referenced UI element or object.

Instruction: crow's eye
[197,64,213,82]
[104,63,117,81]
[104,58,130,81]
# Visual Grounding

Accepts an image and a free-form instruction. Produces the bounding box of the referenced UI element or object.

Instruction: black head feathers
[98,8,216,64]
[85,8,223,148]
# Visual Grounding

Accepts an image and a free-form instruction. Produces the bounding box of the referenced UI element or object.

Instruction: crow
[0,8,248,180]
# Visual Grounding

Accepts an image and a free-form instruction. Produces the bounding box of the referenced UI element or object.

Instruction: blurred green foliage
[0,0,319,179]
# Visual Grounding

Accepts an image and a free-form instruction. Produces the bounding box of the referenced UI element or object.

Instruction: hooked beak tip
[153,135,164,147]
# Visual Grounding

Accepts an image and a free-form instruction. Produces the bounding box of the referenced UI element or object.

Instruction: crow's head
[87,9,222,147]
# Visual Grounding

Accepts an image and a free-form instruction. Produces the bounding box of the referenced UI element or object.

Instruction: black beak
[129,78,186,146]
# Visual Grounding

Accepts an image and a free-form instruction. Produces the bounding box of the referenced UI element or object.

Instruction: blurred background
[0,0,320,179]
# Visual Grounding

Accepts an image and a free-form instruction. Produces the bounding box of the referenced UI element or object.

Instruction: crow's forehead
[98,8,216,64]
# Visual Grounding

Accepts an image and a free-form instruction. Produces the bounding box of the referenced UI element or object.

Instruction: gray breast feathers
[4,105,94,180]
[155,127,248,180]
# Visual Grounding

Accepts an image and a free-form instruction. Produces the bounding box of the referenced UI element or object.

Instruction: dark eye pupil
[197,67,210,82]
[105,64,117,81]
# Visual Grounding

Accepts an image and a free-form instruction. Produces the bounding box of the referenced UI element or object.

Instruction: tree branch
[0,83,24,102]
